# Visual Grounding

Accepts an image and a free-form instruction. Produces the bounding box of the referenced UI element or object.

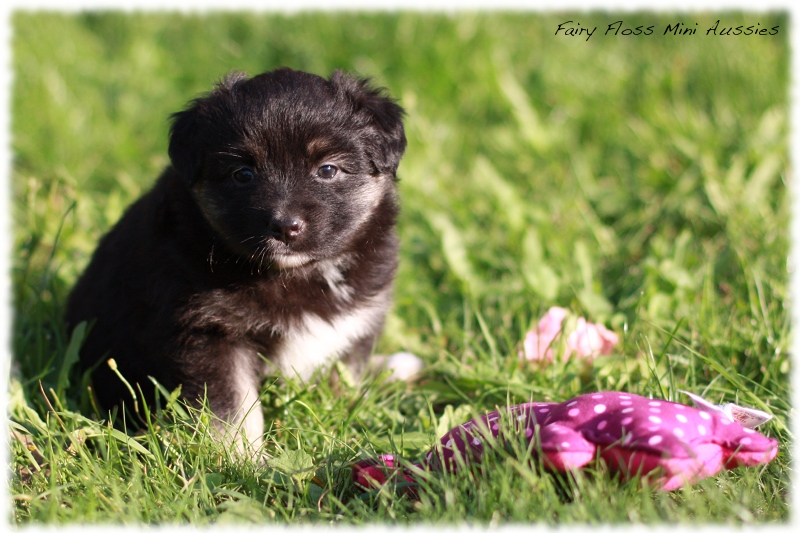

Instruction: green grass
[9,10,791,525]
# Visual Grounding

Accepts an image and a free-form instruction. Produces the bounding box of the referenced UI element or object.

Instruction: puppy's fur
[65,68,406,451]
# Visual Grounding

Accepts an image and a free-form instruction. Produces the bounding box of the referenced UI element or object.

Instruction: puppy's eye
[232,168,255,184]
[316,164,338,180]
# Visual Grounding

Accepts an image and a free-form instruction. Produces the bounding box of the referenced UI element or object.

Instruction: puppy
[65,68,406,453]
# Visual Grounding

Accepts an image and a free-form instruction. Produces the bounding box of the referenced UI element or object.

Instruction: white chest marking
[268,292,389,380]
[317,258,353,302]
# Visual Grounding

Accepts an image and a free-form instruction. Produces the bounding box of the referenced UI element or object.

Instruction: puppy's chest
[265,302,382,379]
[209,264,385,380]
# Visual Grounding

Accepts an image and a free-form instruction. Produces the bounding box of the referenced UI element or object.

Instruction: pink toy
[353,392,778,492]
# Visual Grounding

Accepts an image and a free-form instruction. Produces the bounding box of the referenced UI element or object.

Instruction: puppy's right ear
[168,105,202,184]
[168,72,249,184]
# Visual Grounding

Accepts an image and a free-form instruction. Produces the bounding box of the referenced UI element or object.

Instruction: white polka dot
[649,401,661,407]
[597,420,608,430]
[699,412,711,420]
[622,407,634,414]
[623,434,634,445]
[698,425,707,435]
[676,414,688,423]
[620,401,632,406]
[539,408,549,413]
[446,439,454,447]
[491,424,498,431]
[568,401,578,407]
[592,394,603,399]
[594,404,607,414]
[675,405,685,410]
[740,437,752,445]
[472,437,482,446]
[620,395,631,400]
[649,408,661,413]
[721,418,732,425]
[561,442,571,448]
[743,428,755,433]
[525,428,533,438]
[648,435,663,446]
[673,427,684,438]
[621,417,633,426]
[649,416,662,424]
[517,414,527,421]
[568,408,580,417]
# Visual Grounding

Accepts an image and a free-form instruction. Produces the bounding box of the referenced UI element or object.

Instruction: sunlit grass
[9,10,790,525]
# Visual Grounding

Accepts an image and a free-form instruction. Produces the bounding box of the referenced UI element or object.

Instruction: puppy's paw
[369,352,425,381]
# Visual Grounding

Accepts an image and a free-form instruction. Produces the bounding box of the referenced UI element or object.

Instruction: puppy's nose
[268,218,304,243]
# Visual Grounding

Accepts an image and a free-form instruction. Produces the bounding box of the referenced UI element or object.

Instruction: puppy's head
[168,68,406,269]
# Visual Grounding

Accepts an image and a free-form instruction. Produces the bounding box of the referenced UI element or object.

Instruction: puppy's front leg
[178,341,264,456]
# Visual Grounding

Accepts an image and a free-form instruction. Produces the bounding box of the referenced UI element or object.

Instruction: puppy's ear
[331,71,407,177]
[168,72,249,184]
[168,105,202,184]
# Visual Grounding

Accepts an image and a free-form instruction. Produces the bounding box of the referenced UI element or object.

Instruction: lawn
[8,10,791,525]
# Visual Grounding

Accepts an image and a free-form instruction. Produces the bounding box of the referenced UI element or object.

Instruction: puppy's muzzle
[268,217,304,244]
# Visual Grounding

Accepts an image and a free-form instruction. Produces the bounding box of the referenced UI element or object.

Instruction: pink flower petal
[567,318,619,360]
[522,331,554,361]
[521,307,568,361]
[595,323,619,354]
[522,307,619,363]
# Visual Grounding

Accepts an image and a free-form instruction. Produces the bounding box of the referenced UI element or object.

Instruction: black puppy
[65,68,406,452]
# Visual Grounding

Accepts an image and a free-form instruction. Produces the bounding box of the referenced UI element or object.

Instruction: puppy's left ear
[332,71,407,177]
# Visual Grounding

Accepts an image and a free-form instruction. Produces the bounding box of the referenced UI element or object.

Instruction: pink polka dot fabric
[353,392,778,492]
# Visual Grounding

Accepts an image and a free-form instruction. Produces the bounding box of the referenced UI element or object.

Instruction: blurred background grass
[9,10,791,524]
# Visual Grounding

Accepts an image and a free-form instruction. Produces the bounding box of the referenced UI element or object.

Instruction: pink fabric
[352,454,417,489]
[353,392,778,492]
